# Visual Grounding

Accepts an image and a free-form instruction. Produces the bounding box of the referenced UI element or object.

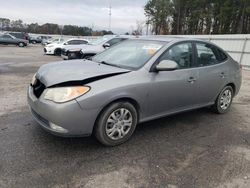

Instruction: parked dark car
[8,32,30,41]
[30,36,51,44]
[0,34,28,47]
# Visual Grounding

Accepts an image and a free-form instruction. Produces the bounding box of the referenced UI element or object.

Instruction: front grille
[32,79,45,98]
[31,108,50,127]
[44,48,47,53]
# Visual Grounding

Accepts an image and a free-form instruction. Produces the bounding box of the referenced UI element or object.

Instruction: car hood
[36,60,130,87]
[81,45,103,53]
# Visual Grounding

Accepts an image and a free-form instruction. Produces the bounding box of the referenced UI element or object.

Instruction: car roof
[67,38,88,41]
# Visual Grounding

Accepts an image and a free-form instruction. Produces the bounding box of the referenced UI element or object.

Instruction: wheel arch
[54,48,62,55]
[92,97,141,134]
[225,82,236,96]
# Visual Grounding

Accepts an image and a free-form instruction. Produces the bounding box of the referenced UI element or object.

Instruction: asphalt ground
[1,44,250,188]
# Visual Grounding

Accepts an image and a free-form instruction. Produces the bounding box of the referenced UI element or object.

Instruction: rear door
[194,42,229,105]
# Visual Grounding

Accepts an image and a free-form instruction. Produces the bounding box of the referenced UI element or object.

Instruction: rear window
[216,48,228,61]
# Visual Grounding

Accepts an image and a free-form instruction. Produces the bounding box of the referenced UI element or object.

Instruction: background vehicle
[8,32,30,41]
[0,34,28,47]
[61,36,129,60]
[42,38,64,45]
[44,38,89,56]
[28,37,242,146]
[30,35,51,44]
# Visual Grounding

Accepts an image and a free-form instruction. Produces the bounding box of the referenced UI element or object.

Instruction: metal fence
[1,31,250,67]
[158,34,250,67]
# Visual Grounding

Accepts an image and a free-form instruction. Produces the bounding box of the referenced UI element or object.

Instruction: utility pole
[146,17,149,35]
[109,3,112,31]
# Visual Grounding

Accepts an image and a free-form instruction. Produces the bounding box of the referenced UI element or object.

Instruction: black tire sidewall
[54,48,61,56]
[215,86,233,114]
[95,102,138,146]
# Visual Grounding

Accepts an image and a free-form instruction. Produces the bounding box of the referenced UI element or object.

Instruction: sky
[0,0,148,34]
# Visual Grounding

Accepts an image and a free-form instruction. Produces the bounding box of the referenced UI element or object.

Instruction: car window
[107,38,126,46]
[67,40,81,45]
[2,35,12,39]
[159,42,193,69]
[195,43,221,66]
[216,48,227,61]
[77,40,88,44]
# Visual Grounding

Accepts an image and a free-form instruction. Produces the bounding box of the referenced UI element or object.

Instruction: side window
[67,40,77,45]
[159,42,193,69]
[2,35,12,39]
[216,48,227,62]
[78,40,88,44]
[196,43,222,66]
[107,38,125,46]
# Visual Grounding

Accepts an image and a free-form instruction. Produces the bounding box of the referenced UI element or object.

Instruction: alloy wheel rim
[220,89,232,110]
[105,108,133,140]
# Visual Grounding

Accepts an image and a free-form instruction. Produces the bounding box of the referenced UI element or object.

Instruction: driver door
[147,42,199,117]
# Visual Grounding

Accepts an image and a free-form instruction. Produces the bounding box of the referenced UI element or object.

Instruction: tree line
[145,0,250,35]
[0,18,113,36]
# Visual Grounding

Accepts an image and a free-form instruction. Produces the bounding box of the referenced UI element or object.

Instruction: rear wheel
[95,102,138,146]
[212,86,233,114]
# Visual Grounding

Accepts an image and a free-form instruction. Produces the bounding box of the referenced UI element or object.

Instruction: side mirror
[103,43,110,48]
[155,60,179,71]
[64,42,68,45]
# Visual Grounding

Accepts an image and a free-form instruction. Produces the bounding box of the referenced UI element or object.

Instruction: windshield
[92,40,165,70]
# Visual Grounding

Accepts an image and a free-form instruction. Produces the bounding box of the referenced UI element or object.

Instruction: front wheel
[18,42,25,47]
[54,48,61,56]
[212,86,233,114]
[95,102,138,146]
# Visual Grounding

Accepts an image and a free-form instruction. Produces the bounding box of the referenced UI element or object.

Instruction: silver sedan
[28,37,242,146]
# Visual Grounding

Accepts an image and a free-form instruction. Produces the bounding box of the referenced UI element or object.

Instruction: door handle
[188,77,196,83]
[220,72,225,78]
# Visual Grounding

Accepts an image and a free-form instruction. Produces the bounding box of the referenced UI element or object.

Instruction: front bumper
[44,47,54,55]
[61,54,69,60]
[27,86,98,137]
[61,50,81,60]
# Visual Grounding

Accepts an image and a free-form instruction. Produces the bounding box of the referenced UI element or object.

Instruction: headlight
[31,73,37,86]
[47,44,54,48]
[44,86,90,103]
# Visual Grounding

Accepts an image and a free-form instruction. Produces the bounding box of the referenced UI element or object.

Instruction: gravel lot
[0,45,250,188]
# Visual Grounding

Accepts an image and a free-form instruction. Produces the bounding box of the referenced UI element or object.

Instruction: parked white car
[44,38,89,55]
[42,38,65,45]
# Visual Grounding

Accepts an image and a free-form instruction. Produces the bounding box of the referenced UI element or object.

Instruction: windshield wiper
[99,61,122,68]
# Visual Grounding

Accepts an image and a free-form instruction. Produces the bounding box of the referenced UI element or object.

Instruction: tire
[212,86,233,114]
[18,42,25,47]
[54,48,61,56]
[95,102,138,146]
